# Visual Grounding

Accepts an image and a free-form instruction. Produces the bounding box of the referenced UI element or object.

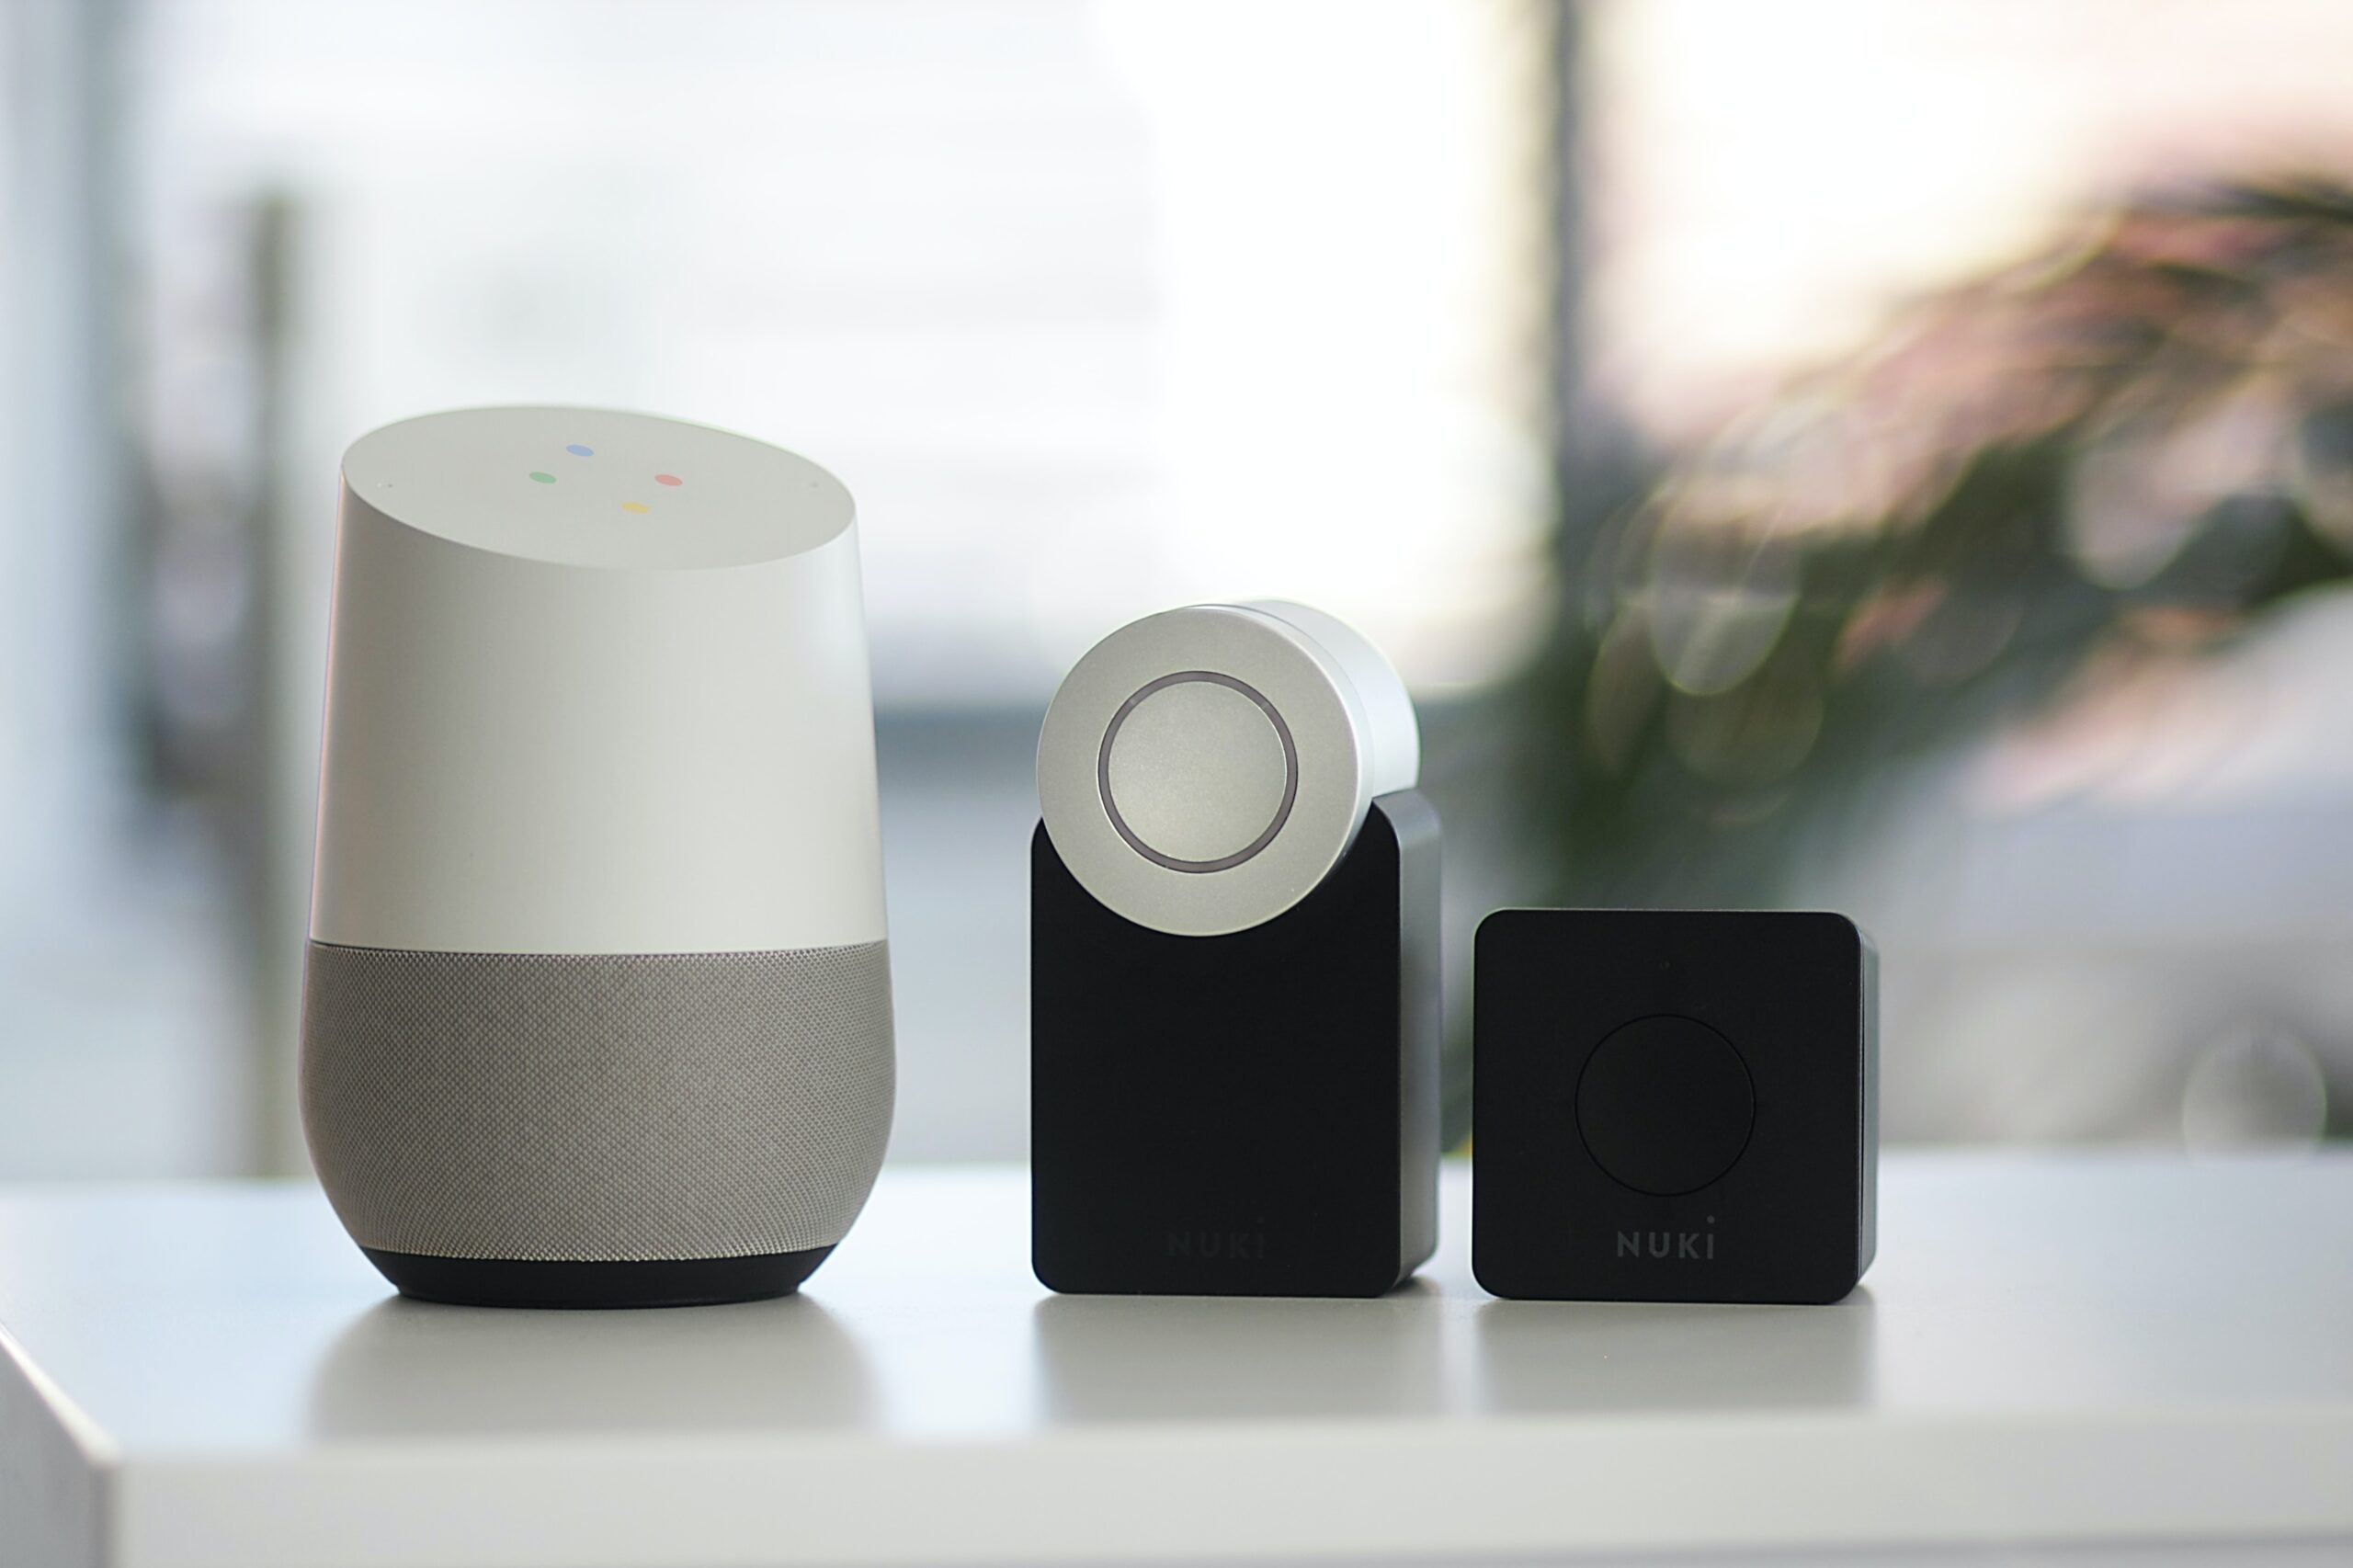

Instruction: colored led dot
[621,501,650,514]
[566,444,594,457]
[528,471,556,483]
[654,473,682,486]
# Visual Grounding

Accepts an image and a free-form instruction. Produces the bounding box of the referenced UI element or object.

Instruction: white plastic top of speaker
[342,406,853,571]
[1037,601,1419,937]
[312,406,886,956]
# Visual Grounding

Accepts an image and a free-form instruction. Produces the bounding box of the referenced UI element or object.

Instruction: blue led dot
[565,443,594,457]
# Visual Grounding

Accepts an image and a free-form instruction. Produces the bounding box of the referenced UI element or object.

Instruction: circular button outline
[1096,671,1299,874]
[1574,1013,1757,1197]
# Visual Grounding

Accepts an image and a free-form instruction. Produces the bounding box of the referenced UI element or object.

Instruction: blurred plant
[1518,177,2353,910]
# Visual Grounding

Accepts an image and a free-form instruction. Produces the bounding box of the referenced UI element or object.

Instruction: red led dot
[654,473,683,486]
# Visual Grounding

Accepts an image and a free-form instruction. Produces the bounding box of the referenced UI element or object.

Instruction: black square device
[1472,909,1877,1303]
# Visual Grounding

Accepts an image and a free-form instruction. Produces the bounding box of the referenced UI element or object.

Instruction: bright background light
[136,0,1553,707]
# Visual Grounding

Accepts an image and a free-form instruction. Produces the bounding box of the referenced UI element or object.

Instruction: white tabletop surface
[2,1153,2349,1568]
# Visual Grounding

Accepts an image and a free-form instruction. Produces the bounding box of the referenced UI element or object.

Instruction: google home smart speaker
[300,407,892,1308]
[1030,602,1440,1297]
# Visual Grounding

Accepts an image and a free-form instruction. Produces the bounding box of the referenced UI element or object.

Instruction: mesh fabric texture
[301,941,893,1262]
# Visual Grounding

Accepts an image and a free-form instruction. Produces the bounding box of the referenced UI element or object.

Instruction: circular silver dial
[1038,603,1415,937]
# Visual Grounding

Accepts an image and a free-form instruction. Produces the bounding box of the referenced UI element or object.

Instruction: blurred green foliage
[1517,178,2353,911]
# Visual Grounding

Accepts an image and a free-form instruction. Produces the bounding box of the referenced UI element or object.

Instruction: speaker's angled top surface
[1037,601,1417,937]
[342,405,854,571]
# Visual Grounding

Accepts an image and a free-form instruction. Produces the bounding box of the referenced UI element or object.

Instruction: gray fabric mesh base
[301,941,893,1263]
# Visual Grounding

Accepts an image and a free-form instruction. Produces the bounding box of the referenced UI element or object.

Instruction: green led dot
[529,471,556,483]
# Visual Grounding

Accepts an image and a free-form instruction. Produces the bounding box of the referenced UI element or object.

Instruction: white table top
[3,1153,2349,1568]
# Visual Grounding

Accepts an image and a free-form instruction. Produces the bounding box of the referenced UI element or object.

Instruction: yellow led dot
[621,501,650,514]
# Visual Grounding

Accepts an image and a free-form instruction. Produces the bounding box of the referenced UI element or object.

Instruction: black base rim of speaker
[362,1244,835,1309]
